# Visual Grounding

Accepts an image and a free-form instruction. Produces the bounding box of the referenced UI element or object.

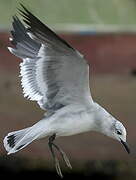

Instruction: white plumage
[8,15,92,110]
[3,5,130,178]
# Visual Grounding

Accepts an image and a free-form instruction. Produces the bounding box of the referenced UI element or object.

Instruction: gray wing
[8,6,93,111]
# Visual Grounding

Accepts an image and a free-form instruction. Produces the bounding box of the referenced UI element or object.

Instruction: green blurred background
[1,0,136,28]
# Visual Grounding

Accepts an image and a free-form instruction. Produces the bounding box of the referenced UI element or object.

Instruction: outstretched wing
[8,5,93,111]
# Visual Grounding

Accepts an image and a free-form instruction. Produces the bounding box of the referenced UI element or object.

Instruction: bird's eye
[116,130,122,135]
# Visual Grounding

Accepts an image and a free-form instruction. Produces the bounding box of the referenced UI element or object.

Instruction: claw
[55,157,63,178]
[61,150,72,169]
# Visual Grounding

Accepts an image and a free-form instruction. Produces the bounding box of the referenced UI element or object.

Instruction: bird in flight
[3,4,130,178]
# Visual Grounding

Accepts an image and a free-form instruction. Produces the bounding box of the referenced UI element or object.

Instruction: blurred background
[0,0,136,179]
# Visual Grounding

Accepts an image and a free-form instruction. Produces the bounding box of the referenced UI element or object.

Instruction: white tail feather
[3,127,38,154]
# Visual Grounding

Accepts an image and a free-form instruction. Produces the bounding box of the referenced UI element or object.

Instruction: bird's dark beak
[120,139,130,154]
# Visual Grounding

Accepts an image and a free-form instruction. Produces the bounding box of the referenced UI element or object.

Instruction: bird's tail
[3,126,39,155]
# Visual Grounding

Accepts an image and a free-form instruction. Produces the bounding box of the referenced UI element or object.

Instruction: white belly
[49,107,95,137]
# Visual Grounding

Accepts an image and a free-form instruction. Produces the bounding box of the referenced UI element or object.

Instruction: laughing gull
[3,4,130,177]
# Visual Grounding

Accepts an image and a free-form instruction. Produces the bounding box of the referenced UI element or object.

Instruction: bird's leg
[48,134,72,177]
[48,134,63,178]
[52,142,72,169]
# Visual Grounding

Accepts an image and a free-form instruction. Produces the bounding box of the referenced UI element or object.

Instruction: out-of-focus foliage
[0,0,136,28]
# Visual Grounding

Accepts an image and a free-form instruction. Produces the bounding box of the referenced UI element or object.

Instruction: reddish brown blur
[0,32,136,163]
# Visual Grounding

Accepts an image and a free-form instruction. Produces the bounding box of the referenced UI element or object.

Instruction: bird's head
[108,120,130,154]
[93,103,130,154]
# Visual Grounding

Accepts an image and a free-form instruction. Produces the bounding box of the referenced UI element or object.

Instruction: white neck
[91,102,116,137]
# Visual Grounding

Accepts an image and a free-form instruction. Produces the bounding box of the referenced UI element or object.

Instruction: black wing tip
[16,3,74,51]
[7,134,16,148]
[19,3,26,9]
[17,3,27,15]
[10,13,29,46]
[17,4,38,28]
[18,3,34,18]
[12,15,20,23]
[12,15,25,32]
[19,3,29,13]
